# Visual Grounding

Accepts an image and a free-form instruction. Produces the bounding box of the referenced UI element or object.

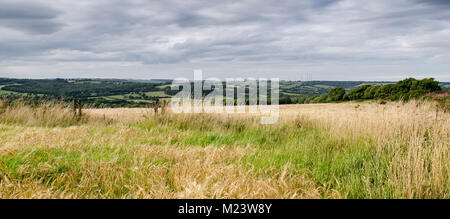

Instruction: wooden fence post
[73,99,77,118]
[77,100,82,118]
[153,102,159,115]
[73,99,83,120]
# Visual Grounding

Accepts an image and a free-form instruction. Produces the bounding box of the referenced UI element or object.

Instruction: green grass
[130,115,400,198]
[0,102,447,199]
[0,88,19,95]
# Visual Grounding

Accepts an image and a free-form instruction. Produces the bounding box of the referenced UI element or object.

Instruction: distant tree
[292,97,306,104]
[363,85,382,99]
[344,85,371,100]
[280,96,292,104]
[390,78,441,101]
[311,94,328,103]
[374,84,395,99]
[327,87,345,102]
[304,95,317,104]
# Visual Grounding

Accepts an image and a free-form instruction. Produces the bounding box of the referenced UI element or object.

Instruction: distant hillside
[0,78,448,107]
[440,82,450,90]
[279,81,394,97]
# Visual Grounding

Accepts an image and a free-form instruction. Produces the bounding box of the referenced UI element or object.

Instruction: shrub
[312,94,329,103]
[375,84,395,99]
[327,87,346,102]
[304,96,317,104]
[363,85,382,99]
[425,92,450,112]
[390,78,441,101]
[280,96,292,104]
[344,85,371,100]
[294,97,306,104]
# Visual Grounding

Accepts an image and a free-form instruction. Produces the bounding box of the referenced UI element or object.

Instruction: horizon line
[1,76,449,83]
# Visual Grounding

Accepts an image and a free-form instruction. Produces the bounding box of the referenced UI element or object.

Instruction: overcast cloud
[0,0,449,81]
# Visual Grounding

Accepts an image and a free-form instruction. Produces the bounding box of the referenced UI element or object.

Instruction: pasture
[0,101,448,198]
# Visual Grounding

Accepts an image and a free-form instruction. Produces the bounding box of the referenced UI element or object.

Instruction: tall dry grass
[281,100,449,198]
[0,101,89,127]
[0,100,448,198]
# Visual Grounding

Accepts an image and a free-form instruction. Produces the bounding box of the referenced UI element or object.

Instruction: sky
[0,0,449,81]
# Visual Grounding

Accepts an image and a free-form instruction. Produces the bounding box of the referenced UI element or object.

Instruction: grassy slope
[0,102,448,198]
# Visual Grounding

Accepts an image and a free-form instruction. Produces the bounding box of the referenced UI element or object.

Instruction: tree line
[280,78,443,104]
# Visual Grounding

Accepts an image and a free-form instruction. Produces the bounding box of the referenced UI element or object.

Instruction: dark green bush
[374,84,395,99]
[341,78,441,102]
[344,85,371,101]
[327,87,346,102]
[390,78,441,101]
[363,85,381,99]
[311,94,329,103]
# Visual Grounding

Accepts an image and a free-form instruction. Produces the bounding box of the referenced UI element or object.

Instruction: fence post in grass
[73,99,77,118]
[78,100,83,119]
[153,101,159,115]
[73,99,83,120]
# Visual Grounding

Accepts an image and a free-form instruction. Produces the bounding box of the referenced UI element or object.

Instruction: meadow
[0,101,448,199]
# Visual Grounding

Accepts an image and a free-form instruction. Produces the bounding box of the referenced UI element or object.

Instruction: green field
[0,101,447,199]
[0,86,18,95]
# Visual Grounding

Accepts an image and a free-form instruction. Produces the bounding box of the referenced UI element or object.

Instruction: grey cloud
[0,0,449,81]
[0,1,63,34]
[0,19,63,34]
[310,0,339,8]
[0,2,59,19]
[415,0,450,7]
